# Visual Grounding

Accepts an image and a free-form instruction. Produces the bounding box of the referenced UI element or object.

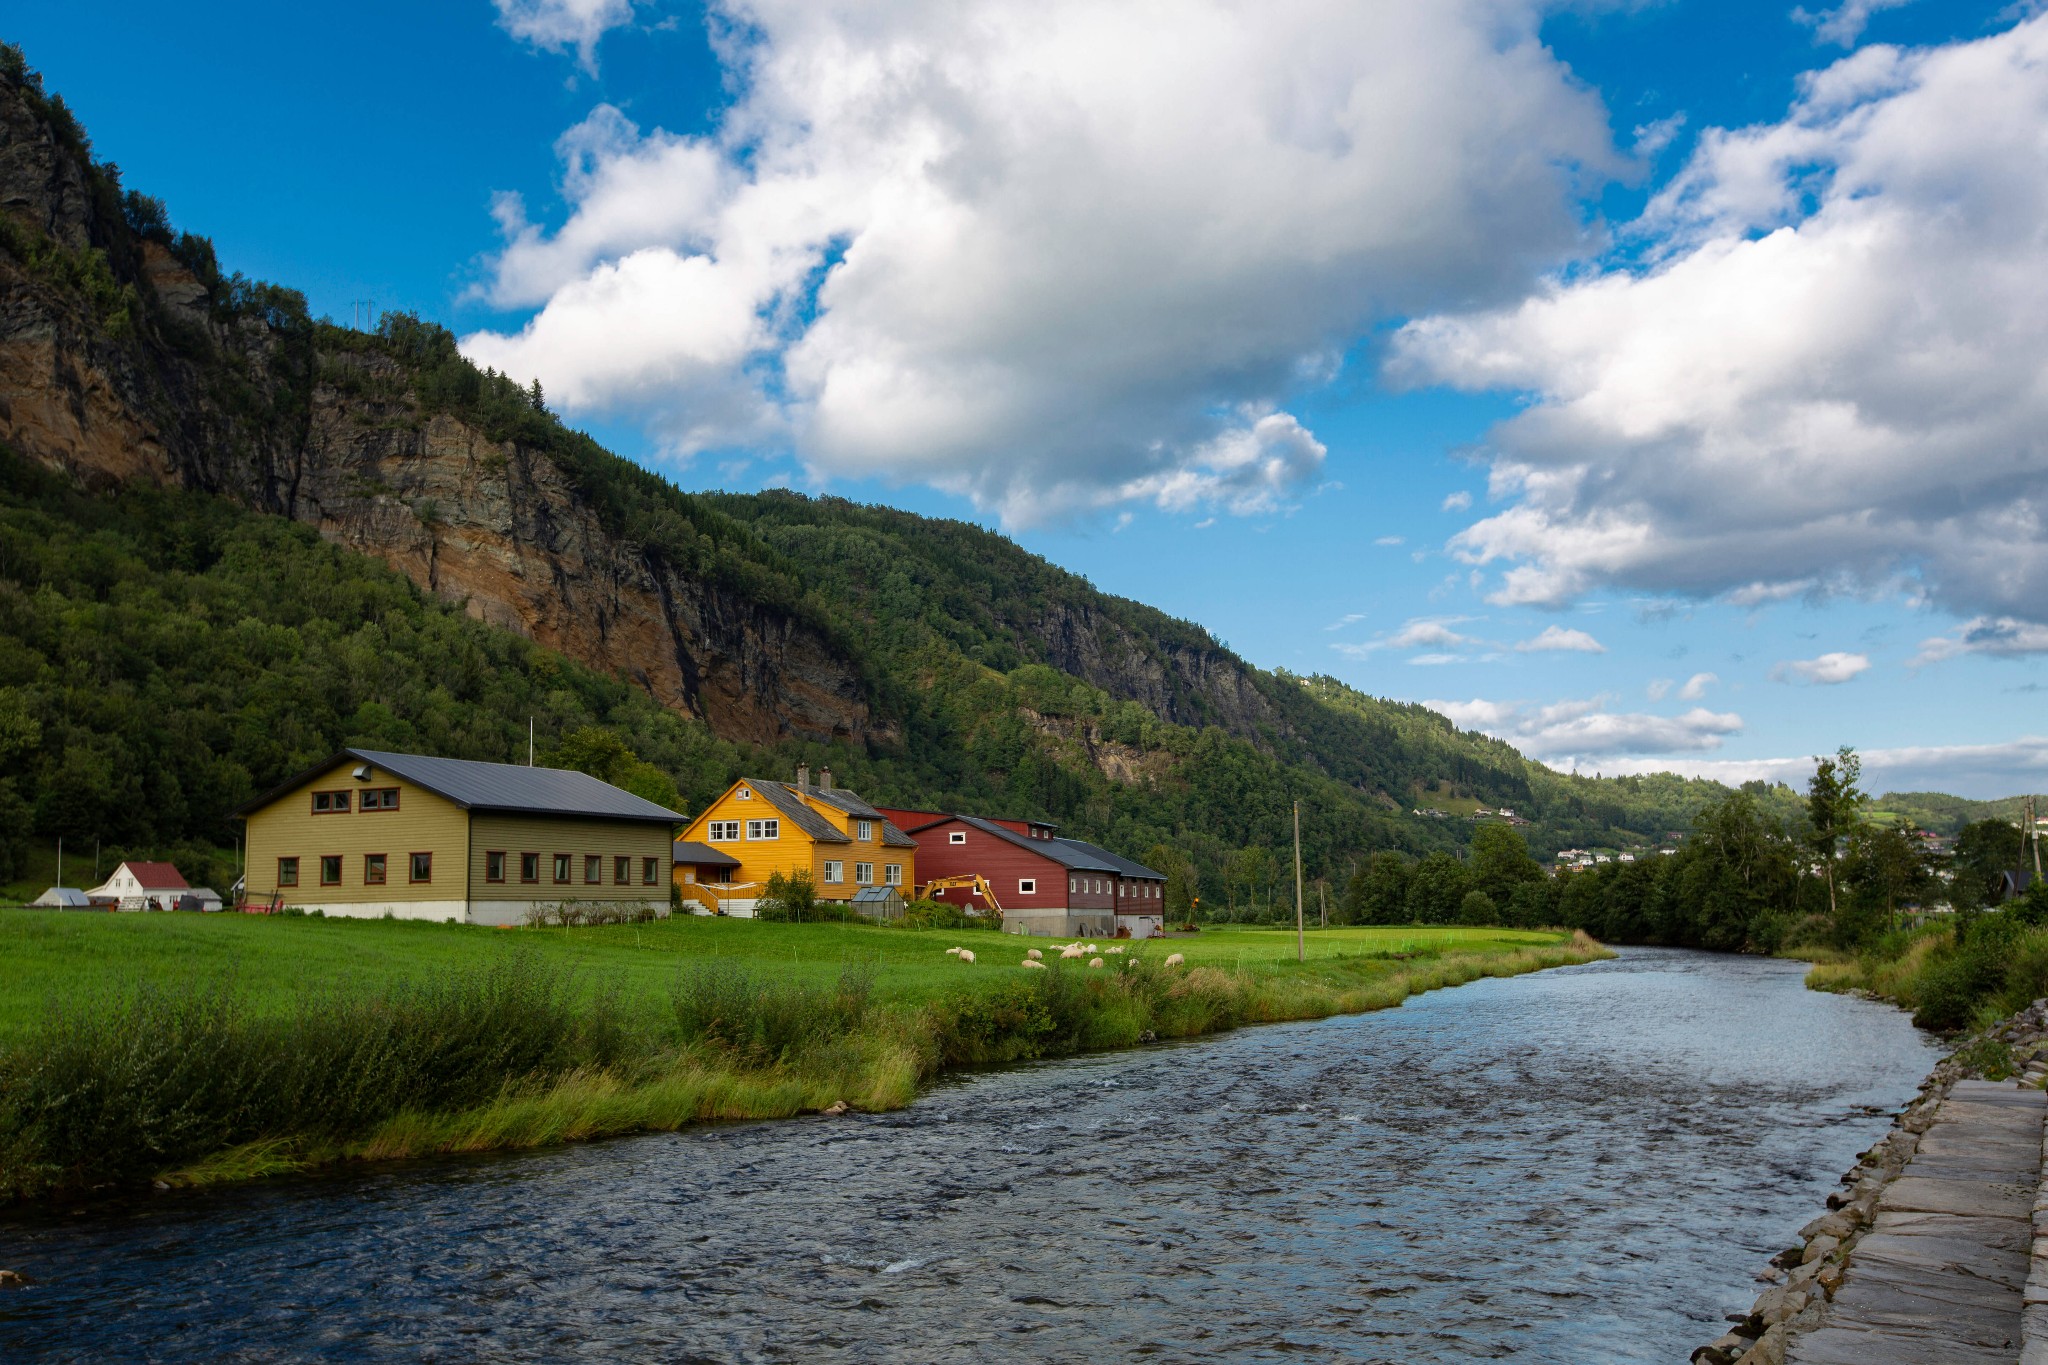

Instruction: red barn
[880,809,1167,939]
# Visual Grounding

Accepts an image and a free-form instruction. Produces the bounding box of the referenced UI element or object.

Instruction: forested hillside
[0,44,2003,909]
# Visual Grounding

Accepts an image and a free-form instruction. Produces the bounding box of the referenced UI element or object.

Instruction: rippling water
[0,947,1938,1362]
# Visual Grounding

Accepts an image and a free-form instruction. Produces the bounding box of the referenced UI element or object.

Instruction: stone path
[1787,1079,2045,1365]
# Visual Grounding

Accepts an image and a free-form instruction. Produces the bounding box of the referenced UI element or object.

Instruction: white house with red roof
[87,861,189,911]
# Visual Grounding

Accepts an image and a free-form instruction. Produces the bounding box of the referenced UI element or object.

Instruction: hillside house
[236,748,683,924]
[86,861,190,911]
[672,766,916,916]
[879,807,1167,938]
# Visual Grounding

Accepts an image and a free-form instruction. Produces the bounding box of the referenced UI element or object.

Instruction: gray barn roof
[237,748,685,823]
[1055,839,1165,881]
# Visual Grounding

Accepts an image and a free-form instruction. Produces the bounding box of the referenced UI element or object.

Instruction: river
[0,947,1939,1362]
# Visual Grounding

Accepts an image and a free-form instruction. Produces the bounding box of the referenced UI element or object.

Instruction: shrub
[667,960,873,1064]
[897,899,996,931]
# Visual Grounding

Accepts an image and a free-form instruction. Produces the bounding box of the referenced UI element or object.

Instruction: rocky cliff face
[0,73,873,747]
[1030,597,1284,739]
[0,62,1329,773]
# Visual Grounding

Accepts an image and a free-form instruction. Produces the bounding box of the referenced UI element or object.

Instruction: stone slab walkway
[1788,1079,2045,1365]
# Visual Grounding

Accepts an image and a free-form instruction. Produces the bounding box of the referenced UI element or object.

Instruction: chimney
[796,764,810,790]
[819,766,833,792]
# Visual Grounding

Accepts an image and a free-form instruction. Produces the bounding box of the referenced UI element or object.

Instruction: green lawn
[0,910,1566,1040]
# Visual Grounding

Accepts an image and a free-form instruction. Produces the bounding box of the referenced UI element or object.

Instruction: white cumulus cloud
[1915,617,2048,664]
[494,0,636,71]
[1426,694,1745,760]
[1392,16,2048,626]
[1678,671,1720,700]
[464,0,1617,525]
[1514,625,1605,653]
[1774,651,1872,685]
[1792,0,1914,48]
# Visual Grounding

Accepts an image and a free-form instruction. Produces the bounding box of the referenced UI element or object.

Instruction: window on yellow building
[708,820,740,841]
[823,861,843,884]
[855,862,873,884]
[856,820,873,841]
[746,819,779,840]
[884,864,902,886]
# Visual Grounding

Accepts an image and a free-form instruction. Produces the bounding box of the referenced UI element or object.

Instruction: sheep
[1086,944,1098,953]
[1026,948,1043,960]
[1164,952,1185,968]
[945,947,963,956]
[1060,944,1086,959]
[1021,958,1046,970]
[1106,945,1125,954]
[958,948,976,964]
[1088,957,1104,968]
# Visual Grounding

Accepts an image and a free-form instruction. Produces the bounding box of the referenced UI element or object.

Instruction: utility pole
[1293,801,1305,962]
[529,717,535,766]
[56,836,61,890]
[1318,879,1328,928]
[2023,789,2039,888]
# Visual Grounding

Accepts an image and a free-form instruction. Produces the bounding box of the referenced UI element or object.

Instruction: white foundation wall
[290,899,470,922]
[467,897,670,927]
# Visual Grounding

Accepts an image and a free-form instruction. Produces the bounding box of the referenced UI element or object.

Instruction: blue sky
[13,0,2048,796]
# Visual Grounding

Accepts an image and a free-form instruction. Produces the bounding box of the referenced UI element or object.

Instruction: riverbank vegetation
[0,912,1605,1200]
[1806,892,2048,1031]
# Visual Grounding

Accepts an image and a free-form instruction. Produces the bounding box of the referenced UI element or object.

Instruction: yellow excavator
[917,873,1004,917]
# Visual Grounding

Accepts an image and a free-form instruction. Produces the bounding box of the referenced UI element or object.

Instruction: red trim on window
[365,853,387,886]
[409,851,433,884]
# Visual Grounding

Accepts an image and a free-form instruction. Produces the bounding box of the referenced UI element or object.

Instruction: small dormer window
[949,831,966,845]
[738,788,752,800]
[856,820,873,841]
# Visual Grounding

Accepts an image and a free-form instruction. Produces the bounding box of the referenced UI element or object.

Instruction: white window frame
[855,862,874,885]
[949,831,966,845]
[856,820,874,841]
[823,860,844,884]
[738,788,753,800]
[884,863,902,886]
[746,818,780,841]
[707,820,741,842]
[1019,878,1037,895]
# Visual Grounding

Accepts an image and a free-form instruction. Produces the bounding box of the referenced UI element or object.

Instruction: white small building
[86,861,190,911]
[29,887,91,908]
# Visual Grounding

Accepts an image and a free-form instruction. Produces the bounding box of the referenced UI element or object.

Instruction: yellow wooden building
[672,766,916,915]
[237,748,684,925]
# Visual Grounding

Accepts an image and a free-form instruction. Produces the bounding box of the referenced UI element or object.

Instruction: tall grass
[0,933,1610,1200]
[1806,911,2048,1031]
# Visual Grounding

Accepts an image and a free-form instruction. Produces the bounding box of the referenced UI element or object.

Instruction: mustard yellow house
[673,766,915,915]
[237,748,684,925]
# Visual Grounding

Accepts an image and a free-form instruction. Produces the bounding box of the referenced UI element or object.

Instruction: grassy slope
[0,909,1560,1037]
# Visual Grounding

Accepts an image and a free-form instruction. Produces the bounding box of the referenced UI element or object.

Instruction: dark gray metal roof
[237,748,685,823]
[1055,838,1164,880]
[672,840,742,866]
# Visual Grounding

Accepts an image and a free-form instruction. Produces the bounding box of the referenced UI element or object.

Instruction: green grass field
[0,909,1563,1040]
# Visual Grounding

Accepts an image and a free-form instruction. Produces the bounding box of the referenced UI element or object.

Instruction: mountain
[0,45,1948,897]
